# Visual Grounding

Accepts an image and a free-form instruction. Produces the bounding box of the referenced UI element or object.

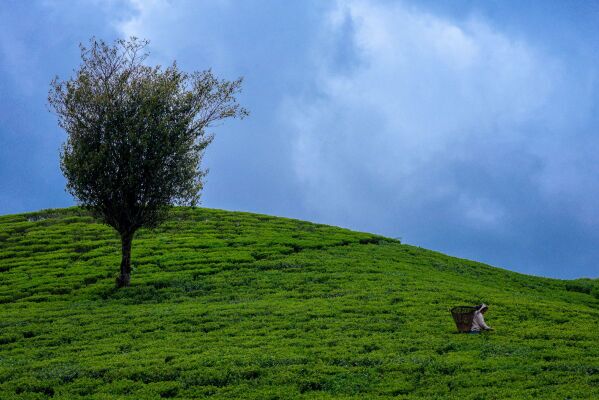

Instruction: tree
[49,38,247,288]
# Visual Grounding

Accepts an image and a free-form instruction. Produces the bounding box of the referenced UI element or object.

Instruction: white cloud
[284,0,590,238]
[117,0,234,72]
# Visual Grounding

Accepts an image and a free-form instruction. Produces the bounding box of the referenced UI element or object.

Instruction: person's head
[476,303,489,314]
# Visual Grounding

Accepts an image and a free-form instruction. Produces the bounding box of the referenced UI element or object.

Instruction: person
[470,303,493,333]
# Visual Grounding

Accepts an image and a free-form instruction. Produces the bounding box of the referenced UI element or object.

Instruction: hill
[0,207,597,399]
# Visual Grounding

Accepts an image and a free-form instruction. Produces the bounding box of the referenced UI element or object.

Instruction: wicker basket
[450,306,477,332]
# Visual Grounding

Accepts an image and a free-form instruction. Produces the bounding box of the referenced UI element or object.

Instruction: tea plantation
[0,207,597,399]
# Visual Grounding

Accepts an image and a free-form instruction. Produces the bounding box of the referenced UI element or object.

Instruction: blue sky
[1,0,598,279]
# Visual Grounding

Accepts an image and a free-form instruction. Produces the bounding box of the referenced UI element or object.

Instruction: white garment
[471,304,491,331]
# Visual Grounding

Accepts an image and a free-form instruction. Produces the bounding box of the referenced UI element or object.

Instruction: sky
[1,0,598,279]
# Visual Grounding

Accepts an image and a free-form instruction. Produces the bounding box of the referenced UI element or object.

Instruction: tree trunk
[116,232,134,288]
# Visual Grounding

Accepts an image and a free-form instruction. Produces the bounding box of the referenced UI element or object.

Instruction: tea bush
[0,207,597,399]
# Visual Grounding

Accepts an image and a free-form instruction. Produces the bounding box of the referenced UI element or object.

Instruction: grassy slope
[0,207,597,400]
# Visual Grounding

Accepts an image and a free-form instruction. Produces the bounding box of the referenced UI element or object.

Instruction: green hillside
[0,207,597,399]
